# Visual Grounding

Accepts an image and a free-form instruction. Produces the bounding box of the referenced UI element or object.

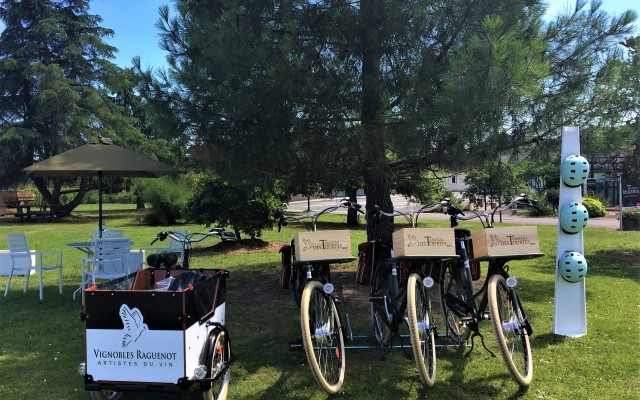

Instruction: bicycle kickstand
[464,331,496,358]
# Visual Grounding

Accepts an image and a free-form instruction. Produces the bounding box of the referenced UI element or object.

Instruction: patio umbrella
[23,136,178,236]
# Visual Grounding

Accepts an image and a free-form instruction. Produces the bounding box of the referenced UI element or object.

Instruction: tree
[464,160,525,209]
[0,0,173,214]
[140,0,636,239]
[185,171,284,239]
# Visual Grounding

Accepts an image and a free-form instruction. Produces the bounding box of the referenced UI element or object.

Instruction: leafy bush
[582,197,606,218]
[185,171,283,239]
[545,187,559,212]
[135,176,189,225]
[621,208,640,223]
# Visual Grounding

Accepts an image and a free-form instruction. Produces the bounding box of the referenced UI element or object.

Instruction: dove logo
[119,304,148,347]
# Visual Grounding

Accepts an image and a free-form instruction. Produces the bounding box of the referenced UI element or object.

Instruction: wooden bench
[13,205,56,222]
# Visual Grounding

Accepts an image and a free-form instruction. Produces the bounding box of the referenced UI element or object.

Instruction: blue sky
[1,1,639,69]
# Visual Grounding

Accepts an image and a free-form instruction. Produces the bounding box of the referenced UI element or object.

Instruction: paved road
[286,195,622,230]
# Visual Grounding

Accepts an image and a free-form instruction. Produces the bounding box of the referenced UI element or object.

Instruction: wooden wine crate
[294,230,352,262]
[392,228,456,258]
[470,226,543,260]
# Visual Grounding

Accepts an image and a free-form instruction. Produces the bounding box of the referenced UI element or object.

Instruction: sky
[1,0,639,70]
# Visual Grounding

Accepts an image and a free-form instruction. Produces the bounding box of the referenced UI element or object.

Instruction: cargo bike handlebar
[147,228,237,269]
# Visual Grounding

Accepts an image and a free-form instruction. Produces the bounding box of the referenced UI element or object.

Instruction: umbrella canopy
[23,136,178,235]
[23,136,177,178]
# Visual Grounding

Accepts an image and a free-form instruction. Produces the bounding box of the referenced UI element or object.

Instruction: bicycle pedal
[461,316,475,323]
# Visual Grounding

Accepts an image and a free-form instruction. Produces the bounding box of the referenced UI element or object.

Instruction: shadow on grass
[583,249,640,281]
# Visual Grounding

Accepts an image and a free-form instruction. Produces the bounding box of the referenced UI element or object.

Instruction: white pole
[553,127,587,337]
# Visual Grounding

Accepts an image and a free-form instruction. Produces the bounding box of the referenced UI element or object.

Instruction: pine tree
[0,0,148,213]
[141,0,636,239]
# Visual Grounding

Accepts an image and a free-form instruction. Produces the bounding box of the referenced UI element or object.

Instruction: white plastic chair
[75,238,138,303]
[4,233,63,301]
[138,229,187,267]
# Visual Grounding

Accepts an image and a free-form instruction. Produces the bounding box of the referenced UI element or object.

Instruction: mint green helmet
[558,251,588,283]
[560,155,590,187]
[559,202,589,233]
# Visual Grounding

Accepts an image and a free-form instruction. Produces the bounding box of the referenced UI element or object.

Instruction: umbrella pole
[98,171,103,238]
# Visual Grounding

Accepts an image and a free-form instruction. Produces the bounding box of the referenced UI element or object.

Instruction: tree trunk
[32,177,88,216]
[346,187,359,226]
[361,0,393,241]
[135,194,145,209]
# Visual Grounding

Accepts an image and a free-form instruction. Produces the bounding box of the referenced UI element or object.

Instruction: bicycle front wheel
[406,273,436,387]
[300,280,346,394]
[487,274,533,387]
[439,263,471,344]
[202,329,230,400]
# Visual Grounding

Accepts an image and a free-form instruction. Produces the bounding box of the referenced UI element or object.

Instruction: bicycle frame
[276,199,361,394]
[368,201,447,339]
[439,194,540,386]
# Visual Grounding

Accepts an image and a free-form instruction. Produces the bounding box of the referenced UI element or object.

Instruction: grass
[0,205,639,400]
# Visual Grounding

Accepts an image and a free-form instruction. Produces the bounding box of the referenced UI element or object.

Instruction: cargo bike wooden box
[79,267,232,400]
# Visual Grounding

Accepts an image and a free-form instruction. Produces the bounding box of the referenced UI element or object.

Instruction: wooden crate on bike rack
[294,230,353,262]
[392,228,457,258]
[470,226,543,260]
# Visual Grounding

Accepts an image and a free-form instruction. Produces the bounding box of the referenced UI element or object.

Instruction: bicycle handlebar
[151,228,237,245]
[369,199,448,228]
[275,199,364,232]
[443,193,540,228]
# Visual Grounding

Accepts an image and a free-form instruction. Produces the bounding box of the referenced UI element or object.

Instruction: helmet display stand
[554,126,588,337]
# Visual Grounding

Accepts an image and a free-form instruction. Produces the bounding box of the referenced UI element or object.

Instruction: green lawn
[0,205,638,399]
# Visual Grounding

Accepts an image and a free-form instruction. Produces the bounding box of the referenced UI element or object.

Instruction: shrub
[621,208,640,222]
[185,171,283,239]
[135,176,189,225]
[582,197,606,218]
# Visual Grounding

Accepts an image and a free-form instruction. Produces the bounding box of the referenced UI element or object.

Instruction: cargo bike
[78,229,236,400]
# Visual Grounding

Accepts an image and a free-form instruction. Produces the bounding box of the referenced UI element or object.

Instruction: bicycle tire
[370,263,393,345]
[487,274,533,387]
[202,329,230,400]
[300,280,346,394]
[406,273,436,387]
[439,262,471,344]
[90,390,123,400]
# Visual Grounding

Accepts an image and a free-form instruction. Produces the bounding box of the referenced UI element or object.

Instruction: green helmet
[560,202,589,234]
[558,251,588,283]
[560,155,590,187]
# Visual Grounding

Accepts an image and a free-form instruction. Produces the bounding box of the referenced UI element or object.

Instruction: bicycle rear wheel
[370,263,393,346]
[439,263,471,344]
[406,273,436,387]
[487,274,533,387]
[300,280,346,394]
